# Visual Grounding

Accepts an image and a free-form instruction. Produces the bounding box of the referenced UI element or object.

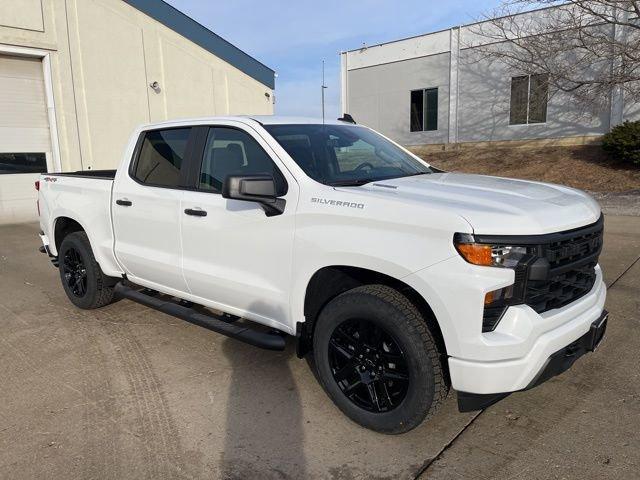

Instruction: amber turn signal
[484,291,495,305]
[455,243,493,266]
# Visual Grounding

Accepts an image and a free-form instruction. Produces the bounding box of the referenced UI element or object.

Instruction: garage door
[0,54,52,224]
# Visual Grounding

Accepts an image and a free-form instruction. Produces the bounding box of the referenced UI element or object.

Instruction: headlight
[454,233,533,332]
[454,233,529,268]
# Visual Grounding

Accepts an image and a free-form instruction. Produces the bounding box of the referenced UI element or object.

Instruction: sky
[164,0,504,118]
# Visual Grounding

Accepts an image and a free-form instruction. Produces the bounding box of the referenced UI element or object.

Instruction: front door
[112,127,194,294]
[180,124,298,330]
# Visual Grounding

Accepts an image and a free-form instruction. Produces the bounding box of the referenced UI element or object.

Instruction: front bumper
[458,310,608,411]
[446,270,606,395]
[404,254,607,393]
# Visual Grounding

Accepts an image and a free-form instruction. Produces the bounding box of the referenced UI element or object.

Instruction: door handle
[184,208,207,217]
[116,199,132,206]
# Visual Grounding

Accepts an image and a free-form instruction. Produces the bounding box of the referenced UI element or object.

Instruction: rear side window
[199,127,286,195]
[133,128,191,187]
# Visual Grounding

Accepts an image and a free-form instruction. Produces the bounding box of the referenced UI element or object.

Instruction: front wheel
[312,285,447,434]
[58,231,116,309]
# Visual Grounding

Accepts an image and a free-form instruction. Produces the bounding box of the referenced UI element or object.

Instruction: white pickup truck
[37,116,607,433]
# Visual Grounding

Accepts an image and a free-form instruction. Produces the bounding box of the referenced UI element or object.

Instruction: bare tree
[470,1,640,113]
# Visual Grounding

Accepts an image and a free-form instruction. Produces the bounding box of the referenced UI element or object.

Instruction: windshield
[263,124,433,186]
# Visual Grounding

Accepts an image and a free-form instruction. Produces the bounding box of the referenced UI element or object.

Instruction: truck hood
[356,172,601,235]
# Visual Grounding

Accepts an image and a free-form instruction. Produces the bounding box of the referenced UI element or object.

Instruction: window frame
[0,152,48,175]
[188,125,288,196]
[128,126,197,190]
[410,87,439,133]
[410,89,424,132]
[509,74,548,126]
[264,123,433,187]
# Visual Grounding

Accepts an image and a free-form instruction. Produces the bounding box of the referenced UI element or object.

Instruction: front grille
[545,226,603,269]
[524,217,603,313]
[525,260,598,313]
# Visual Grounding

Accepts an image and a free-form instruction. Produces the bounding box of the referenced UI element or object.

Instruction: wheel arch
[49,213,123,278]
[53,216,85,252]
[298,265,449,384]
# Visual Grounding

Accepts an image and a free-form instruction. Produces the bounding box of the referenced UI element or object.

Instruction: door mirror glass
[222,174,285,216]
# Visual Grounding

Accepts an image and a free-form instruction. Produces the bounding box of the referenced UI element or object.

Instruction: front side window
[133,128,191,187]
[199,127,286,195]
[510,74,548,125]
[410,88,438,132]
[264,124,433,186]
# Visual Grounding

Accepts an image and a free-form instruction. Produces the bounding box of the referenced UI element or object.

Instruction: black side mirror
[222,174,286,216]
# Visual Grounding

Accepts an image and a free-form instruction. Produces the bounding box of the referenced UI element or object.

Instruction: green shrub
[602,120,640,165]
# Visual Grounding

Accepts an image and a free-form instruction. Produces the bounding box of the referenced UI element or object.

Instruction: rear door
[180,123,299,330]
[112,127,194,293]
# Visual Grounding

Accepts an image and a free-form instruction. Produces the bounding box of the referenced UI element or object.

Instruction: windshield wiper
[329,171,432,187]
[329,179,374,187]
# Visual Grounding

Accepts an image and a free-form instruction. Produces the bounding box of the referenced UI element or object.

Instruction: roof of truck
[139,116,357,129]
[248,115,352,125]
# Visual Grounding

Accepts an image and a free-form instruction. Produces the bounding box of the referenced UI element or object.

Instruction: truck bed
[38,170,120,277]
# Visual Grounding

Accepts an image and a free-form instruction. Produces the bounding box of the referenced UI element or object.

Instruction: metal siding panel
[0,174,39,224]
[345,29,451,70]
[0,55,51,153]
[68,0,150,170]
[347,53,450,145]
[0,128,51,153]
[159,37,217,118]
[457,47,609,142]
[122,0,275,89]
[0,0,44,31]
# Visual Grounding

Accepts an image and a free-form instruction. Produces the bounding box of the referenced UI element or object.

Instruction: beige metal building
[0,0,275,224]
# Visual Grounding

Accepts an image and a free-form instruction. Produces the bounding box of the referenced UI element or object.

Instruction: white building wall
[456,48,611,143]
[0,0,274,224]
[346,53,450,145]
[341,7,637,147]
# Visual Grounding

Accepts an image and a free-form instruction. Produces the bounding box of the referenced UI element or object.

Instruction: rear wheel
[58,231,116,309]
[312,284,447,434]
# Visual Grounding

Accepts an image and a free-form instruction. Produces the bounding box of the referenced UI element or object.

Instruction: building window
[510,74,548,125]
[0,153,47,174]
[410,88,438,132]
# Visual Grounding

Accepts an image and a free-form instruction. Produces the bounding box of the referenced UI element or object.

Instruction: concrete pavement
[0,216,638,479]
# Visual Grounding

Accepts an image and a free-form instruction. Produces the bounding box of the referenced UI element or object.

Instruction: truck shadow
[220,316,307,479]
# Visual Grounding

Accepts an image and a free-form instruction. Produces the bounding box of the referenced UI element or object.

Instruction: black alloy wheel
[58,231,116,309]
[62,246,88,297]
[312,284,448,434]
[328,319,409,413]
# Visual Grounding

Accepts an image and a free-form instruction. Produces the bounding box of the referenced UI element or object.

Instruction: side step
[114,283,285,351]
[39,244,59,267]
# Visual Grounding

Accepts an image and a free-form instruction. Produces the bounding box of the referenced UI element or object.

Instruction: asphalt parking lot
[1,216,638,480]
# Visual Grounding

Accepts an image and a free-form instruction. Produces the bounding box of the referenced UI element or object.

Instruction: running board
[114,283,285,351]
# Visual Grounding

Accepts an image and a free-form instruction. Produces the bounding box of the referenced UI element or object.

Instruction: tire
[58,231,116,309]
[312,284,448,434]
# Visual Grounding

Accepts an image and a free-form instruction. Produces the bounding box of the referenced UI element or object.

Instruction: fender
[50,211,123,278]
[290,254,418,329]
